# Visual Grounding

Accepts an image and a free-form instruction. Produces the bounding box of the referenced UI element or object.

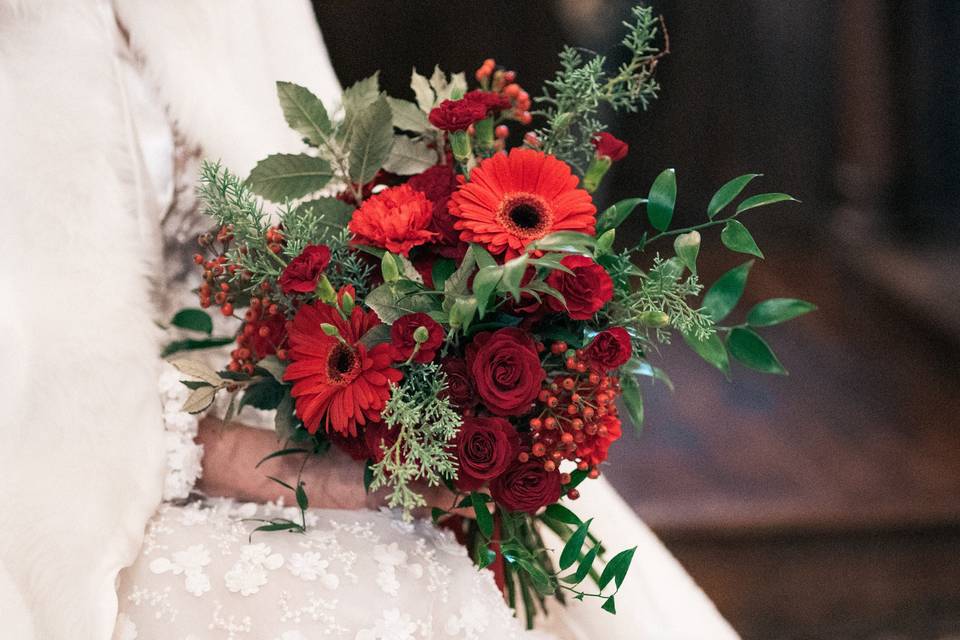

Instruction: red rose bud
[545,255,614,320]
[585,327,633,371]
[454,416,521,492]
[490,459,562,514]
[467,327,545,416]
[390,312,445,363]
[428,98,489,132]
[278,244,331,294]
[592,132,629,162]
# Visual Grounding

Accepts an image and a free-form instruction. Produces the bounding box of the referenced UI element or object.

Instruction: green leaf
[559,518,593,570]
[410,67,435,112]
[721,220,764,258]
[341,73,381,120]
[452,296,479,332]
[475,543,496,569]
[501,254,530,302]
[646,168,677,232]
[620,375,644,432]
[471,492,494,537]
[431,259,456,291]
[532,232,597,253]
[673,230,701,275]
[255,355,286,382]
[247,153,333,202]
[274,393,297,441]
[295,483,309,511]
[703,260,753,323]
[182,385,217,414]
[562,544,599,585]
[365,282,437,323]
[747,298,817,327]
[596,197,645,235]
[472,265,502,317]
[430,507,446,523]
[682,331,731,377]
[601,596,617,614]
[707,173,761,218]
[598,546,637,590]
[363,460,375,493]
[544,503,582,526]
[348,96,394,185]
[386,97,431,133]
[470,243,497,270]
[294,197,354,229]
[727,327,787,374]
[594,229,616,256]
[266,475,296,493]
[276,81,332,147]
[239,377,285,412]
[255,448,309,469]
[170,308,213,335]
[382,136,437,175]
[161,336,234,358]
[442,251,477,310]
[735,192,798,214]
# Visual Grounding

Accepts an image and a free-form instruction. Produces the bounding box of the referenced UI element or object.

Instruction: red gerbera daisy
[448,148,597,256]
[283,300,402,437]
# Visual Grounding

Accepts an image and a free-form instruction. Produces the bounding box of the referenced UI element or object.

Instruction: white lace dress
[111,27,552,640]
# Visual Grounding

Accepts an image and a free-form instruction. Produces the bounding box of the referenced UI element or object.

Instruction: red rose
[453,416,520,491]
[390,313,444,363]
[467,328,545,416]
[440,357,477,409]
[463,90,512,115]
[364,421,398,463]
[592,132,629,162]
[585,327,632,370]
[428,98,489,132]
[545,255,614,320]
[490,459,562,514]
[278,244,331,294]
[348,184,437,256]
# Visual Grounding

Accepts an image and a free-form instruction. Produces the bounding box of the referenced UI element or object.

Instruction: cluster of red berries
[520,341,623,500]
[228,281,288,375]
[194,225,248,317]
[475,58,533,126]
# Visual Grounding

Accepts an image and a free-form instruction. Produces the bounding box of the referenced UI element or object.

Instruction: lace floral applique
[354,608,419,640]
[224,543,284,596]
[287,551,341,589]
[148,543,212,597]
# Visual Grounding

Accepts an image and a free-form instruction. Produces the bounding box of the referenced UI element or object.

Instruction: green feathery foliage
[534,5,664,173]
[368,363,461,518]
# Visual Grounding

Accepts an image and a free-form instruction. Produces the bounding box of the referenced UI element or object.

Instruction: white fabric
[159,365,204,501]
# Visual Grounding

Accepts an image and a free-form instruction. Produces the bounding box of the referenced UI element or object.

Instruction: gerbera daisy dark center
[498,193,553,239]
[327,342,360,383]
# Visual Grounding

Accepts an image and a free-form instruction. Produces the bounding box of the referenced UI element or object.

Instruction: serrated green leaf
[647,168,677,231]
[682,331,731,377]
[598,546,636,590]
[382,136,437,175]
[247,153,333,202]
[596,197,645,235]
[348,96,394,185]
[721,220,764,258]
[703,261,753,322]
[294,197,354,229]
[386,97,431,133]
[601,596,617,614]
[276,81,332,147]
[365,282,437,323]
[673,230,701,275]
[341,73,380,119]
[170,308,213,335]
[747,298,817,327]
[560,518,593,570]
[471,492,494,537]
[707,173,762,218]
[620,375,644,432]
[727,327,787,374]
[735,192,798,214]
[470,243,497,269]
[443,251,476,310]
[169,358,223,386]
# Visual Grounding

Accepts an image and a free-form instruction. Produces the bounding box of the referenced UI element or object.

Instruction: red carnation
[453,416,520,492]
[390,312,445,363]
[464,90,512,115]
[585,327,632,370]
[278,244,331,294]
[592,132,629,162]
[348,184,437,256]
[490,459,562,514]
[545,255,614,320]
[428,98,489,132]
[467,327,545,416]
[440,357,477,409]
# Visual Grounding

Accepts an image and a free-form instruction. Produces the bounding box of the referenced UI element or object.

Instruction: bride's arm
[195,417,459,513]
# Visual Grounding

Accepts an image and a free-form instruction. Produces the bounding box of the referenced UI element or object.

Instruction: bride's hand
[196,416,473,517]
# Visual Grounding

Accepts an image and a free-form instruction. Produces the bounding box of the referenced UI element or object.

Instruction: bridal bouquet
[167,6,812,627]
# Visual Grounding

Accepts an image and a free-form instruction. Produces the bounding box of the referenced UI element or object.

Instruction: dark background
[312,2,960,638]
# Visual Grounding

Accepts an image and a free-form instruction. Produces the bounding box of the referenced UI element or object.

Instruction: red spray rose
[545,255,614,320]
[490,459,562,514]
[390,312,445,363]
[407,165,464,257]
[428,98,489,132]
[453,416,520,492]
[278,244,331,294]
[467,328,545,416]
[585,327,633,370]
[440,357,477,409]
[592,132,629,162]
[463,90,512,115]
[348,184,437,256]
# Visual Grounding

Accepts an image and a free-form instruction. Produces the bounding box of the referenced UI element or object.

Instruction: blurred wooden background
[312,2,960,637]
